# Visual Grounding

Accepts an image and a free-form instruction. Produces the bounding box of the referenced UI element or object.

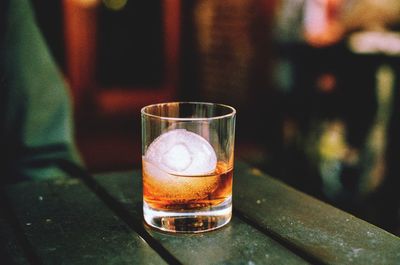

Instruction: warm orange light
[316,73,336,93]
[72,0,101,8]
[304,0,344,47]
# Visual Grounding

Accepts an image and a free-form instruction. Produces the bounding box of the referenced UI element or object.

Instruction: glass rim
[141,101,236,121]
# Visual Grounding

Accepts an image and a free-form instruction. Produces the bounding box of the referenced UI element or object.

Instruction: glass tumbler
[141,102,236,233]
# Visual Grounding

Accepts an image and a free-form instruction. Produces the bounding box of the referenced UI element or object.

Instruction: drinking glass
[141,102,236,233]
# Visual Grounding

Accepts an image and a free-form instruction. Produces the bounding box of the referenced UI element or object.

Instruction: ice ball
[145,129,217,176]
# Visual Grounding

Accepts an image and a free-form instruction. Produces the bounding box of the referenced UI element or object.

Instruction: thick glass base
[143,197,232,233]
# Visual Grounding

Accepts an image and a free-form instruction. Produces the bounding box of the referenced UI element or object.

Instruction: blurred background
[31,0,400,235]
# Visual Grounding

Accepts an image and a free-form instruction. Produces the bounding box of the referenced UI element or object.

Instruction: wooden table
[1,161,399,264]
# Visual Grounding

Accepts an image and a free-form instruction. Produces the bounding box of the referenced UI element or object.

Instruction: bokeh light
[103,0,128,11]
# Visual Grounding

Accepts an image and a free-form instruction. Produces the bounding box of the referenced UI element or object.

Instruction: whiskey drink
[143,161,233,210]
[141,102,236,233]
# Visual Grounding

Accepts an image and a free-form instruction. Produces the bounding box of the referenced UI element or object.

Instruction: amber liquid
[143,161,233,211]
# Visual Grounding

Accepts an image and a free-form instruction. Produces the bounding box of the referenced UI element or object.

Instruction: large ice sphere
[145,129,217,176]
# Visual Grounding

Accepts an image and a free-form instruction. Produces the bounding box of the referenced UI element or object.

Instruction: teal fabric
[1,0,81,184]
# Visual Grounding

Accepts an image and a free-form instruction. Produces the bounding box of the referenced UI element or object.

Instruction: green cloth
[1,0,81,185]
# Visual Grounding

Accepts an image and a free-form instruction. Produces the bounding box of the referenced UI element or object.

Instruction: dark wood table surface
[1,161,399,265]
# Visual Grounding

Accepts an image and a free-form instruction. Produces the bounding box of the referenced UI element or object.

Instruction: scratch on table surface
[347,248,364,260]
[45,247,57,252]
